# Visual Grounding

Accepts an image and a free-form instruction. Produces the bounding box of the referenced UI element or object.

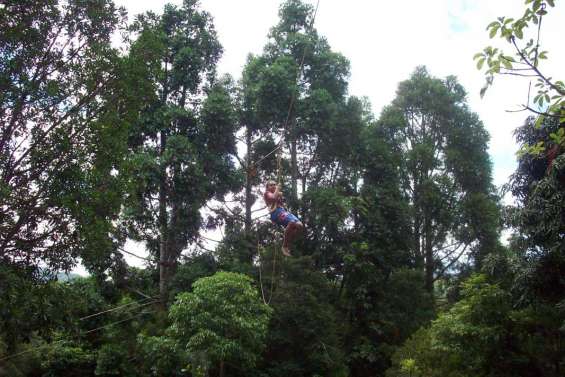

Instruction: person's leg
[282,221,303,256]
[282,226,291,256]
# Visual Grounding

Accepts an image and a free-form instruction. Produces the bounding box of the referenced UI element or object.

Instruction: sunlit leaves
[168,272,272,374]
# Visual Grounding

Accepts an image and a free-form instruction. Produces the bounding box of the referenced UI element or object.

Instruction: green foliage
[474,0,564,152]
[343,246,434,376]
[0,0,129,273]
[505,116,565,305]
[169,253,218,299]
[137,334,186,377]
[95,343,133,377]
[1,2,541,377]
[387,274,565,377]
[260,257,348,377]
[41,338,95,377]
[169,271,272,376]
[122,0,240,302]
[380,67,501,291]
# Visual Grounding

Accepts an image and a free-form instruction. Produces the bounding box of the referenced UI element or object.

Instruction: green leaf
[473,52,483,60]
[489,25,499,38]
[476,58,486,70]
[486,21,499,30]
[502,59,512,69]
[534,115,545,129]
[515,28,524,39]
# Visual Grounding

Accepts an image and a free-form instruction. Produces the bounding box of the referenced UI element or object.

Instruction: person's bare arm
[274,185,283,199]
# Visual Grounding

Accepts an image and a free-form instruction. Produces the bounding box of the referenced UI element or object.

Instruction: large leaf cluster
[0,0,128,273]
[169,271,272,375]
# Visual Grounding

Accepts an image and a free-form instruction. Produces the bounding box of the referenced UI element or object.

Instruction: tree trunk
[244,127,255,262]
[159,58,170,308]
[424,217,434,294]
[219,360,225,377]
[413,210,423,268]
[159,130,169,307]
[244,127,253,235]
[290,137,298,203]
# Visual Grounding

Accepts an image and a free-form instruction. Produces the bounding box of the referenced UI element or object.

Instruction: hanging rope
[258,241,279,305]
[253,0,321,173]
[256,0,321,305]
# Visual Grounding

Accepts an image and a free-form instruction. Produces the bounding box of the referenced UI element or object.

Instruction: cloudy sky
[104,0,563,268]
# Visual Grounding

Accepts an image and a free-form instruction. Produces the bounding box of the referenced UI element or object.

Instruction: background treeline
[1,0,563,376]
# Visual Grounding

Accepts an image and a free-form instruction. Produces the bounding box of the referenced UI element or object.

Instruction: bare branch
[499,71,539,78]
[433,243,469,282]
[512,37,565,96]
[505,105,561,119]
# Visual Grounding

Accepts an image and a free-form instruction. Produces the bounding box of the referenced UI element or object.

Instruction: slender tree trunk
[219,360,225,377]
[244,127,255,262]
[159,130,168,307]
[158,57,171,307]
[290,138,298,203]
[424,216,434,294]
[413,210,423,268]
[244,126,253,235]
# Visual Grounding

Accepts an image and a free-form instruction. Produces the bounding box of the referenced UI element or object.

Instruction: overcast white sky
[100,0,563,269]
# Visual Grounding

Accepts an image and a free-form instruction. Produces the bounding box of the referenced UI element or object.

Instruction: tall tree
[382,67,501,293]
[0,0,128,273]
[169,271,272,377]
[123,0,239,305]
[505,115,565,307]
[247,0,351,202]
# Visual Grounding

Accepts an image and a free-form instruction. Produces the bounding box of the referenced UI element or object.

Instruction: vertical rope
[257,0,321,306]
[258,241,278,306]
[253,0,322,170]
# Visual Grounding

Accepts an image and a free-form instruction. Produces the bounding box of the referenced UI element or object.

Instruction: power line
[254,0,321,168]
[82,310,154,335]
[0,306,156,363]
[79,297,156,321]
[118,247,153,262]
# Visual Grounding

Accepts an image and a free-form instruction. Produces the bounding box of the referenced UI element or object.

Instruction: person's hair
[265,180,276,189]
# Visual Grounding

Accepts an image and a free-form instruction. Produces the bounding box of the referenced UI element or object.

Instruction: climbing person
[263,180,303,256]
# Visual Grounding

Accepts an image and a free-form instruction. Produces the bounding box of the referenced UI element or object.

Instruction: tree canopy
[1,1,562,377]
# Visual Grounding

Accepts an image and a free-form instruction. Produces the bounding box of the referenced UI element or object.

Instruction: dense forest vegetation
[1,0,563,376]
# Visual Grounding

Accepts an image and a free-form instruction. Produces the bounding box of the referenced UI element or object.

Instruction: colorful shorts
[270,207,299,227]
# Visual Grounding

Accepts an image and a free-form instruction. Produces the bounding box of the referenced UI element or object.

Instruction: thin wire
[0,307,156,363]
[256,0,321,305]
[253,0,321,169]
[79,297,156,321]
[0,340,67,363]
[118,247,153,262]
[82,310,153,335]
[199,234,221,243]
